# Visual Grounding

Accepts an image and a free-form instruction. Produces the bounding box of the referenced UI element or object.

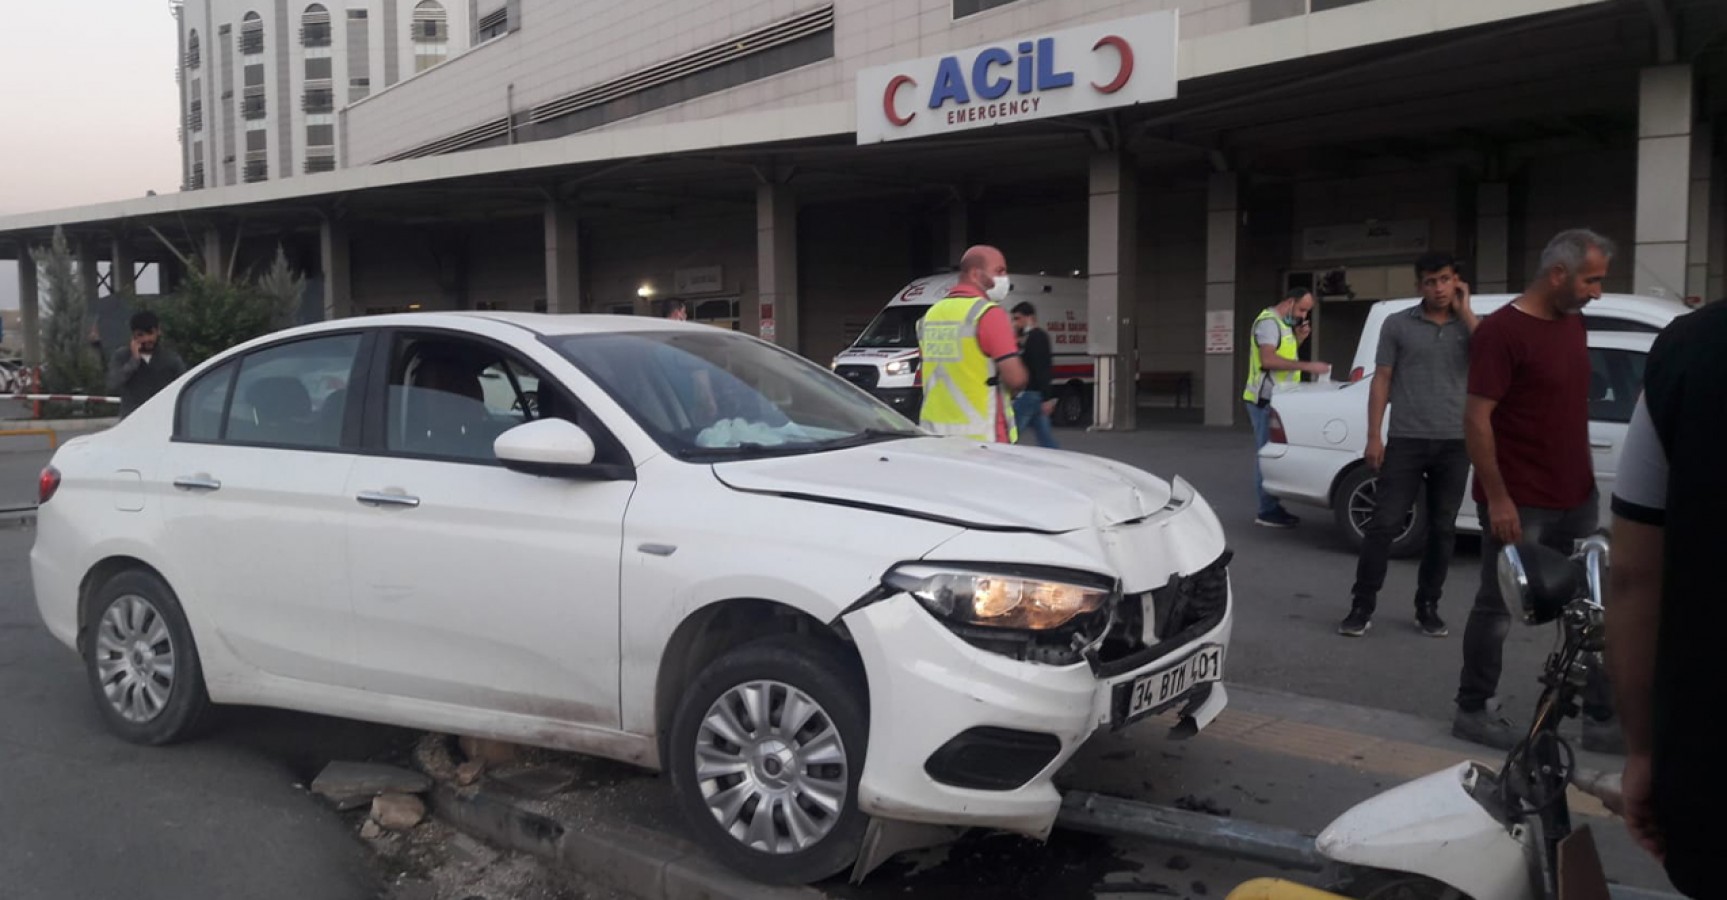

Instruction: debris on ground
[311,761,433,810]
[489,764,580,799]
[373,793,429,832]
[458,736,523,767]
[412,733,461,783]
[367,815,618,900]
[455,759,486,787]
[1173,794,1233,817]
[1166,853,1192,871]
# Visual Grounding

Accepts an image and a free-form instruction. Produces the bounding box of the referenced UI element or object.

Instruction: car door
[342,329,634,728]
[1584,331,1655,520]
[155,331,371,685]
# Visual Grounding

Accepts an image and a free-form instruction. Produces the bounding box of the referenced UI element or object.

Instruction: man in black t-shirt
[1010,302,1058,448]
[1607,301,1726,899]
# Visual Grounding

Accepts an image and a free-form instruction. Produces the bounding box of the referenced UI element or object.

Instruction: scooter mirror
[1500,543,1582,625]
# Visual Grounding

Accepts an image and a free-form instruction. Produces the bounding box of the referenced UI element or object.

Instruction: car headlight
[884,358,920,376]
[884,565,1113,631]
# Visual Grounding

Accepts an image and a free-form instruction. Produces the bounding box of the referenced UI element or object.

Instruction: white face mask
[986,273,1011,303]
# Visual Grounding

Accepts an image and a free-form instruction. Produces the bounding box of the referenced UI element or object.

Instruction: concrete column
[1087,150,1138,431]
[543,199,582,314]
[111,236,135,296]
[1204,172,1241,428]
[320,216,352,320]
[756,181,799,352]
[1475,182,1511,293]
[1686,124,1713,303]
[202,227,227,281]
[947,198,970,269]
[18,247,41,368]
[1634,65,1694,301]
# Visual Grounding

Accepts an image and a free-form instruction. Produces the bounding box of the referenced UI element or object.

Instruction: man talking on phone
[1339,253,1478,638]
[1243,287,1331,528]
[107,310,187,419]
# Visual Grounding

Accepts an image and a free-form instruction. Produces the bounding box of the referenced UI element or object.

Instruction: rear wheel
[668,635,869,884]
[82,570,212,745]
[1333,466,1427,559]
[1053,382,1090,428]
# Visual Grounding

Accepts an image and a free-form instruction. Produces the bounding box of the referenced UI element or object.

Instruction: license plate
[1123,645,1224,722]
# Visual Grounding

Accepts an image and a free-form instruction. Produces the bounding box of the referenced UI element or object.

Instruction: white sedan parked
[31,313,1233,883]
[1258,294,1684,556]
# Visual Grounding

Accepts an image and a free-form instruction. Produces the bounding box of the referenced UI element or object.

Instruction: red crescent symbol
[883,75,917,127]
[1091,35,1134,94]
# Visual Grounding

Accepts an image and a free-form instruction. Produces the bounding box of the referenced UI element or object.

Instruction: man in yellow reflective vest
[1244,287,1332,527]
[918,245,1029,442]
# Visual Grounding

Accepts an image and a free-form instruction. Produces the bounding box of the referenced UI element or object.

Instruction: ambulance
[830,273,1095,426]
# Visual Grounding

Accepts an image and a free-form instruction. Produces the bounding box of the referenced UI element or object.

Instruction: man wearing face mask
[917,245,1029,443]
[1244,287,1332,528]
[107,311,187,419]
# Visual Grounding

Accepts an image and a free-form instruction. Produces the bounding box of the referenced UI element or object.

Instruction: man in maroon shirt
[1453,229,1619,751]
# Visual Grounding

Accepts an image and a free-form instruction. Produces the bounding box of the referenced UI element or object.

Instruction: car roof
[1349,292,1687,372]
[270,311,697,341]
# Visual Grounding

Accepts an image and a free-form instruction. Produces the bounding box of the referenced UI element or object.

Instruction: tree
[151,243,307,367]
[32,227,105,396]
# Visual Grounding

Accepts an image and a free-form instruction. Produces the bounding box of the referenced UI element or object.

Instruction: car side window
[385,336,568,463]
[224,334,362,449]
[1587,348,1644,425]
[176,361,236,441]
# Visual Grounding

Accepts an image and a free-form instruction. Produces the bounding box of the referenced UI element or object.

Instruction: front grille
[835,365,879,390]
[1090,550,1232,679]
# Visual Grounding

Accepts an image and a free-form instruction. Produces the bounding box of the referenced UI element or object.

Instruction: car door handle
[1590,440,1613,449]
[356,491,421,509]
[172,475,222,492]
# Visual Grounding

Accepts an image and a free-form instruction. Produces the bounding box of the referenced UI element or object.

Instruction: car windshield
[850,306,928,349]
[553,330,923,461]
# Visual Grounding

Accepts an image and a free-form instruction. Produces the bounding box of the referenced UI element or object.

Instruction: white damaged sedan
[31,313,1232,883]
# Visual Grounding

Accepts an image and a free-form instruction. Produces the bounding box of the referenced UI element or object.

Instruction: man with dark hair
[1607,300,1727,899]
[1244,286,1332,527]
[1010,301,1058,449]
[1339,253,1478,638]
[106,310,187,419]
[1453,228,1619,751]
[663,298,689,321]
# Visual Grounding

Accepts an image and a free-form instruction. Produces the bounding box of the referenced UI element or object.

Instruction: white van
[831,273,1096,425]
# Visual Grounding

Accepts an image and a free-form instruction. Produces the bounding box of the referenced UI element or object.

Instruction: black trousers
[1456,491,1611,718]
[1350,438,1470,612]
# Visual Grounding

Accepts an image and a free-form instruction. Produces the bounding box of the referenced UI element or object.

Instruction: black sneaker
[1416,607,1449,637]
[1255,508,1301,529]
[1338,606,1373,637]
[1453,704,1517,750]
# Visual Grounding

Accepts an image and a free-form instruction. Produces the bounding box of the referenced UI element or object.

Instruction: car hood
[711,437,1173,532]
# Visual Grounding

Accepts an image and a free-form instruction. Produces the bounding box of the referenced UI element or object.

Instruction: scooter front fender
[1317,762,1535,900]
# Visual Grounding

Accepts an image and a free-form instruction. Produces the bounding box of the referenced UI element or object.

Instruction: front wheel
[83,569,213,745]
[1332,869,1465,899]
[667,635,869,884]
[1333,466,1427,559]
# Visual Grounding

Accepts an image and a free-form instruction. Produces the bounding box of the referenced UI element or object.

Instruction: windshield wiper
[814,428,921,450]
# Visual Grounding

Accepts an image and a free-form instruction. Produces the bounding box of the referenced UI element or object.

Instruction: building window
[301,4,332,47]
[349,76,371,102]
[412,0,449,73]
[302,87,335,113]
[953,0,1017,17]
[347,8,367,19]
[190,161,206,190]
[476,6,508,41]
[305,154,336,174]
[186,30,202,68]
[305,55,333,80]
[188,99,204,132]
[239,12,265,55]
[244,154,268,183]
[243,86,267,119]
[306,123,335,146]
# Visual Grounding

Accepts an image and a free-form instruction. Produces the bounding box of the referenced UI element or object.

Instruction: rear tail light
[1349,366,1366,383]
[38,466,61,504]
[1267,410,1288,445]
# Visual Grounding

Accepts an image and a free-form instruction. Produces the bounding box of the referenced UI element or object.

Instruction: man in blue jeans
[1010,302,1059,449]
[1243,288,1331,527]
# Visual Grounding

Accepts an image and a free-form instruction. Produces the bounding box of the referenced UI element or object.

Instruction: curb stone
[428,783,828,900]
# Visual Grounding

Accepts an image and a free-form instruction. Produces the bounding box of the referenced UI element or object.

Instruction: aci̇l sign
[856,12,1177,145]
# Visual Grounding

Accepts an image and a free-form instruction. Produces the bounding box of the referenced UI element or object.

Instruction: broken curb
[427,782,828,900]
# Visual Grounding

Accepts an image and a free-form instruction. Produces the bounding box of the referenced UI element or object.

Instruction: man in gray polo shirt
[1340,253,1479,638]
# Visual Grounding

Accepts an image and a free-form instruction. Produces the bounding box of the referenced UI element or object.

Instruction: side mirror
[1499,543,1582,625]
[495,419,598,477]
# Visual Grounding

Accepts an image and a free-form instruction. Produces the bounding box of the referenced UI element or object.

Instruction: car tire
[1333,466,1427,559]
[667,634,869,885]
[82,569,213,745]
[1054,382,1090,428]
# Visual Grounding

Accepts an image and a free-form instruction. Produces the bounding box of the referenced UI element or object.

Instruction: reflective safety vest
[1242,308,1300,404]
[917,294,1017,443]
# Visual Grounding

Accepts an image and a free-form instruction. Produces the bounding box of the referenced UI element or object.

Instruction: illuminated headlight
[884,358,920,377]
[884,565,1113,631]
